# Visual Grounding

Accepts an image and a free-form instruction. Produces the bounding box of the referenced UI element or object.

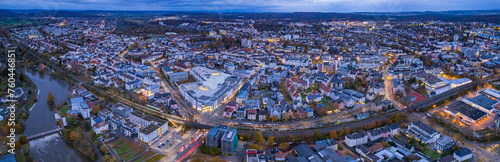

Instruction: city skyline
[1,0,500,13]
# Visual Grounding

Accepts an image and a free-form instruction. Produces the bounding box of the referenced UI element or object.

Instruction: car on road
[158,145,162,148]
[166,140,170,143]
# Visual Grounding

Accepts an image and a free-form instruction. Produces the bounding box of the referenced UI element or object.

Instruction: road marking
[29,103,37,111]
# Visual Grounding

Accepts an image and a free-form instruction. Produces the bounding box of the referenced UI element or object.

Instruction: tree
[103,155,118,162]
[381,141,389,148]
[345,127,351,134]
[249,143,261,150]
[69,131,78,141]
[330,130,338,139]
[369,122,376,129]
[47,91,55,105]
[100,145,110,153]
[338,144,343,150]
[272,116,278,122]
[92,105,101,115]
[19,135,28,145]
[267,136,275,146]
[345,150,351,156]
[254,131,265,144]
[313,130,323,141]
[390,113,402,123]
[278,142,290,150]
[67,116,77,127]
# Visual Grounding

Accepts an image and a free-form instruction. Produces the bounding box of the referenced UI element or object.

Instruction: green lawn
[422,149,441,159]
[121,151,138,161]
[22,82,28,89]
[113,141,135,155]
[60,107,69,117]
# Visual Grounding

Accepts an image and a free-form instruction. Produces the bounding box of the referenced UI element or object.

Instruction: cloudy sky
[1,0,499,12]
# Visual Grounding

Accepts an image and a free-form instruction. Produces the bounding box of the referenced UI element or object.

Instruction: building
[315,138,338,151]
[449,78,471,89]
[206,126,238,154]
[294,144,316,161]
[129,111,168,145]
[111,102,133,118]
[241,38,253,48]
[161,65,173,76]
[368,129,382,141]
[462,95,497,114]
[168,71,189,83]
[388,123,400,136]
[221,129,238,154]
[109,114,124,130]
[445,101,488,124]
[434,135,456,154]
[122,121,139,137]
[417,73,445,91]
[406,121,440,144]
[480,88,500,99]
[91,116,108,134]
[345,131,368,147]
[70,97,91,119]
[453,148,472,162]
[179,67,241,111]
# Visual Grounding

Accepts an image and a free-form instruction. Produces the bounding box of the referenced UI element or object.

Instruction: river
[23,70,89,162]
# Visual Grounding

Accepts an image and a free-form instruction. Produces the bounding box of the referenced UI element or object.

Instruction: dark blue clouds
[2,0,499,12]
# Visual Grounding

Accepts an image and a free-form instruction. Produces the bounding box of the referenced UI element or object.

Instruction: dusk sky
[1,0,500,12]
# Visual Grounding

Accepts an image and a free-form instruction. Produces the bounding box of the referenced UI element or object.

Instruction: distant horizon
[2,8,500,14]
[1,0,500,13]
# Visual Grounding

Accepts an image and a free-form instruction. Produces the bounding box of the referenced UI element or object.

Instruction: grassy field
[422,149,441,159]
[60,107,69,117]
[0,17,33,28]
[111,138,137,155]
[110,138,150,161]
[132,151,155,162]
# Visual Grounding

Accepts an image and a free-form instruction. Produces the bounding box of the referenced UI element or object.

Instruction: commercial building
[462,95,497,114]
[206,126,238,154]
[179,67,242,111]
[406,121,440,144]
[445,101,488,124]
[481,88,500,99]
[417,73,445,91]
[449,78,472,89]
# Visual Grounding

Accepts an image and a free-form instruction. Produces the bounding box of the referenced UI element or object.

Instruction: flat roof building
[445,101,488,124]
[462,95,498,114]
[406,121,440,144]
[179,67,242,111]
